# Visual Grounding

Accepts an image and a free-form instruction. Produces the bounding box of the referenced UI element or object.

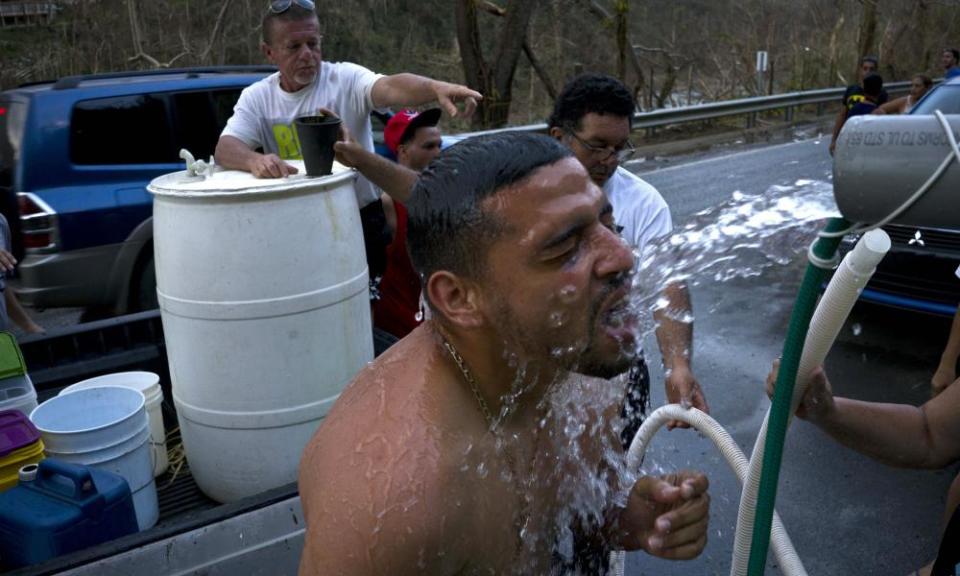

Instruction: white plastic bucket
[60,372,168,477]
[29,386,158,531]
[0,373,38,418]
[148,161,374,503]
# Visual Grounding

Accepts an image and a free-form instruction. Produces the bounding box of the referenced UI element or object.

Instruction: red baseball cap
[384,108,442,155]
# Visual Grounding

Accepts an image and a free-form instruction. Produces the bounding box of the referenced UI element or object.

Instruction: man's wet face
[479,158,637,378]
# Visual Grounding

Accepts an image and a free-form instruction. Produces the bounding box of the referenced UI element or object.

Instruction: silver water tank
[833,114,960,228]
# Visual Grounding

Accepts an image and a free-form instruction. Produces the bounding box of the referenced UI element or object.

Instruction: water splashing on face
[453,180,841,572]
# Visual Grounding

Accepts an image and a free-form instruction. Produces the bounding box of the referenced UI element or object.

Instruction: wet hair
[946,49,960,62]
[863,73,883,97]
[860,55,879,67]
[914,74,933,89]
[406,133,573,293]
[547,73,636,132]
[262,4,317,45]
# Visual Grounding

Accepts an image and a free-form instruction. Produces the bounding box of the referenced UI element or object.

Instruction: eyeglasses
[269,0,315,14]
[567,131,635,163]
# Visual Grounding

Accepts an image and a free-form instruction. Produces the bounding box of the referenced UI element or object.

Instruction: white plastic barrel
[147,160,374,503]
[30,386,158,530]
[60,372,168,477]
[0,373,37,418]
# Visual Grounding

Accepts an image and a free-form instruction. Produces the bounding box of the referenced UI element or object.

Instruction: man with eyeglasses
[548,73,708,449]
[215,0,481,296]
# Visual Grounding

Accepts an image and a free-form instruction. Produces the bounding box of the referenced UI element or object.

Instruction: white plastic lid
[147,160,356,197]
[60,372,162,404]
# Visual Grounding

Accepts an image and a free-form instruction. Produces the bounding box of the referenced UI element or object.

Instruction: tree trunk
[857,0,879,75]
[455,0,538,129]
[614,0,628,83]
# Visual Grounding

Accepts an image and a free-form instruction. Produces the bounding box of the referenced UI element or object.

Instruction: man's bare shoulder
[298,327,478,575]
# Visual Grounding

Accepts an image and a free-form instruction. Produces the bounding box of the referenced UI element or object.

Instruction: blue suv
[0,66,278,313]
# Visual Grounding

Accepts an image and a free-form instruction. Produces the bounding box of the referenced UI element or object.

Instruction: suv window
[70,88,242,165]
[172,89,242,161]
[910,84,960,115]
[71,94,175,164]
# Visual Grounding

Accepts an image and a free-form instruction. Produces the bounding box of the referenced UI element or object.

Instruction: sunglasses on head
[269,0,315,14]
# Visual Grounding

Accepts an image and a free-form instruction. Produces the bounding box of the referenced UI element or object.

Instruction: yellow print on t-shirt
[272,124,303,160]
[846,93,866,110]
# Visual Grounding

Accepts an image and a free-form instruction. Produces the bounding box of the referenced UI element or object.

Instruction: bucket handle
[35,460,106,515]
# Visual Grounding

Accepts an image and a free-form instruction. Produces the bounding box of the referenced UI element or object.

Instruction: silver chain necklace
[441,339,496,428]
[439,335,534,553]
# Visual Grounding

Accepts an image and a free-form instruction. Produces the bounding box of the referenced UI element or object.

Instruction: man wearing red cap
[373,109,443,338]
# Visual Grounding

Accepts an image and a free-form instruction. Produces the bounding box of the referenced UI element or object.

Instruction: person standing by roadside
[214,0,480,299]
[943,49,960,79]
[547,73,708,446]
[830,56,889,155]
[874,74,932,115]
[0,214,43,335]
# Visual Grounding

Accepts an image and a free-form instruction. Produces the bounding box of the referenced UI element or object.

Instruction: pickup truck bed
[5,311,397,576]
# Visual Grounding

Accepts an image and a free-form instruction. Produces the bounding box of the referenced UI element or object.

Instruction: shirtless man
[299,133,710,575]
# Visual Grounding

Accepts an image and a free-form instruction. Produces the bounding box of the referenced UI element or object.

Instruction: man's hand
[0,249,16,274]
[664,364,709,430]
[616,472,709,558]
[765,360,835,422]
[431,81,481,118]
[247,153,298,179]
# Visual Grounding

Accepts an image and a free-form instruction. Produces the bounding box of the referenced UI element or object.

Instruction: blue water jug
[0,459,140,569]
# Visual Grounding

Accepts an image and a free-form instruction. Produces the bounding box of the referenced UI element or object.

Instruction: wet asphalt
[623,137,957,575]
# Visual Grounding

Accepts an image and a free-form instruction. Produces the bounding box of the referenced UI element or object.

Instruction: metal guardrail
[451,80,915,139]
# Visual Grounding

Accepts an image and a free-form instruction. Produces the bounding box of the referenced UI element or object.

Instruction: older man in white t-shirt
[549,73,708,445]
[215,0,480,291]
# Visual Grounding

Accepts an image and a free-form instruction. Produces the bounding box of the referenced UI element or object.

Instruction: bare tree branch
[199,0,233,63]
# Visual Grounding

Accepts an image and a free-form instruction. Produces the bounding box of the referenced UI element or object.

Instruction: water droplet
[549,311,565,328]
[851,323,862,336]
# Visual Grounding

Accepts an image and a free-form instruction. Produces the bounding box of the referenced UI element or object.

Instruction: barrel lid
[0,409,40,458]
[147,160,357,198]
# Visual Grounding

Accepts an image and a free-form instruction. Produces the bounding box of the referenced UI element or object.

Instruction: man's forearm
[816,398,939,468]
[654,282,693,371]
[334,142,417,203]
[352,152,417,203]
[214,135,258,172]
[371,73,438,109]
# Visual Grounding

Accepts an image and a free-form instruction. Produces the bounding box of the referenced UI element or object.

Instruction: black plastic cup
[294,115,341,176]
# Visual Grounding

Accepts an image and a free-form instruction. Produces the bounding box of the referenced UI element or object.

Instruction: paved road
[622,137,955,575]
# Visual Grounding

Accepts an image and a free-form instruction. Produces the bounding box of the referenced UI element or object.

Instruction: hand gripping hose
[608,405,804,576]
[608,226,889,576]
